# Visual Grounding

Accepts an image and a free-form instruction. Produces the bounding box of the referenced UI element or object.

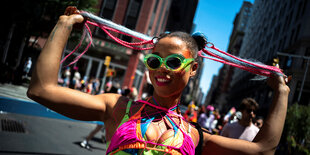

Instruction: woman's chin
[154,89,181,98]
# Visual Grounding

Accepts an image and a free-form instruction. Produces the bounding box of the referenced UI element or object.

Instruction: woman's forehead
[156,37,185,49]
[153,37,191,58]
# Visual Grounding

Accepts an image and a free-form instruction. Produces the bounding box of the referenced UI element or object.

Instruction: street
[0,83,107,155]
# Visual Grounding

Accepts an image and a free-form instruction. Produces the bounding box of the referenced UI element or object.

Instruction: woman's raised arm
[27,7,121,122]
[202,74,290,155]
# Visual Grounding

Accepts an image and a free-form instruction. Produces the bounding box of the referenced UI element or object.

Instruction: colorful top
[106,100,196,155]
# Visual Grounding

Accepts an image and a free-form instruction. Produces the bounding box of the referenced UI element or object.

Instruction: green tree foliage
[285,104,310,154]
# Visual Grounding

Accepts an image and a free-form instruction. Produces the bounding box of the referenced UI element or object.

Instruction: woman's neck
[151,93,181,109]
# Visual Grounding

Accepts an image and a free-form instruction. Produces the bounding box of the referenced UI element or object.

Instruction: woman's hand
[59,6,84,26]
[267,73,290,94]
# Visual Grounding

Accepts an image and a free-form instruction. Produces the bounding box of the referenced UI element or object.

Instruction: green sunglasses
[144,54,194,71]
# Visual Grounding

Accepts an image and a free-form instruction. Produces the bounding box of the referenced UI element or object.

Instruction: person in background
[183,101,198,123]
[23,57,32,78]
[91,78,100,95]
[254,116,264,129]
[205,105,215,133]
[80,124,105,150]
[228,111,242,124]
[210,109,221,134]
[197,106,208,129]
[103,81,112,93]
[221,98,260,141]
[62,67,71,87]
[85,78,93,94]
[130,87,138,100]
[71,66,81,89]
[121,87,131,97]
[222,107,236,126]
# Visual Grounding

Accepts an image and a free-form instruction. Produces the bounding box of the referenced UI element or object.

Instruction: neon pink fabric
[208,45,283,76]
[106,100,195,155]
[86,21,154,50]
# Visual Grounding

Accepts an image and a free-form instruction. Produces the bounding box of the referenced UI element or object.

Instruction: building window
[295,1,303,22]
[100,0,117,19]
[301,0,308,17]
[294,24,301,43]
[154,0,167,36]
[147,0,159,35]
[122,0,143,42]
[282,35,287,50]
[283,15,289,33]
[97,0,118,38]
[278,39,283,51]
[289,0,294,10]
[161,9,169,32]
[302,48,310,69]
[289,29,295,46]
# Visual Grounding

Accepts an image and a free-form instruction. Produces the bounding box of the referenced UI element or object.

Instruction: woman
[28,7,290,154]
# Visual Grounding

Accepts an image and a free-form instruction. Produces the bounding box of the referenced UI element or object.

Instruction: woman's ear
[190,62,198,76]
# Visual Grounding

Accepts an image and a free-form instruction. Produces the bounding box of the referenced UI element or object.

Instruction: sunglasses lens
[166,57,182,69]
[147,57,161,69]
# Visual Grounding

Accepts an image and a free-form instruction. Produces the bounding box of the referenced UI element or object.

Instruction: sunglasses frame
[144,54,194,71]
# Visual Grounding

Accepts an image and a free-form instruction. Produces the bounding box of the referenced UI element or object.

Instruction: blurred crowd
[58,66,137,99]
[182,98,263,140]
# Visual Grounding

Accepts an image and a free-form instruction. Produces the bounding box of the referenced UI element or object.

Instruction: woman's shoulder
[110,97,145,116]
[185,121,200,147]
[99,95,134,126]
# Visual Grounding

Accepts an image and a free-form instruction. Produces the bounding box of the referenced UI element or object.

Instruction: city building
[165,0,198,33]
[204,1,253,112]
[228,0,310,112]
[204,75,219,106]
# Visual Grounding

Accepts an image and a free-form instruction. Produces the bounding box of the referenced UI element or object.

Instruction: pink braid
[62,23,93,67]
[208,44,283,74]
[198,50,273,77]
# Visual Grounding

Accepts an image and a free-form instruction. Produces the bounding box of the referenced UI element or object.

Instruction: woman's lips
[155,76,171,86]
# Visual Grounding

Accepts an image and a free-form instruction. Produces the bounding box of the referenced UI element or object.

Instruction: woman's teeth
[157,78,169,82]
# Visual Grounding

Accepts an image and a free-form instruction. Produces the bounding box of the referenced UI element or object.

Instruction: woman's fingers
[64,6,80,16]
[267,73,290,93]
[285,75,292,84]
[72,14,84,23]
[61,6,84,25]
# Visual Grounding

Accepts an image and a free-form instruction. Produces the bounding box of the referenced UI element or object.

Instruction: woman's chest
[143,117,196,147]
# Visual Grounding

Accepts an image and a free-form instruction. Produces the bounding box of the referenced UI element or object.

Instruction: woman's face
[149,37,198,98]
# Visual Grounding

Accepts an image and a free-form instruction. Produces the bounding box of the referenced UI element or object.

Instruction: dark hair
[239,98,259,111]
[122,88,131,96]
[156,31,207,58]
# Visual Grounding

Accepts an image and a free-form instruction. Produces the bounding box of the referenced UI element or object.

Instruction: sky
[193,0,255,99]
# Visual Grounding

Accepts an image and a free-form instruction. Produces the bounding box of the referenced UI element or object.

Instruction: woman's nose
[158,63,169,72]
